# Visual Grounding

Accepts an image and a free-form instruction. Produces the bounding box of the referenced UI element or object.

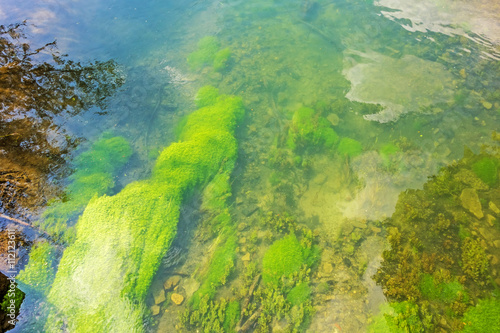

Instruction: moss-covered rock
[286,282,311,306]
[43,87,244,332]
[287,107,339,151]
[337,137,363,157]
[472,157,498,187]
[37,134,132,243]
[462,298,500,332]
[187,36,220,70]
[262,233,306,286]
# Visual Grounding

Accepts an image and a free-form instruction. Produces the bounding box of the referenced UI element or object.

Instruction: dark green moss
[187,36,220,70]
[337,137,363,157]
[472,157,498,187]
[223,300,240,333]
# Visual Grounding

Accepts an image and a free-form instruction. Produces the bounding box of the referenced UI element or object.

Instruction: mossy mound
[17,242,57,296]
[337,137,363,157]
[38,134,132,243]
[286,282,311,306]
[472,156,498,187]
[262,233,306,286]
[287,107,339,151]
[462,299,500,333]
[187,37,231,72]
[43,87,244,332]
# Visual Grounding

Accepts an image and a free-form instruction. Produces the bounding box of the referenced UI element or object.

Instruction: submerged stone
[171,293,184,305]
[460,188,484,219]
[164,275,181,290]
[151,305,160,316]
[489,201,500,214]
[154,289,166,305]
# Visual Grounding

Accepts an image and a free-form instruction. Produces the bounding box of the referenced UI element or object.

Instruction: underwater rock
[242,253,251,261]
[489,201,500,214]
[171,293,184,305]
[482,101,493,109]
[151,305,160,316]
[486,214,496,226]
[460,188,484,219]
[327,113,340,126]
[454,169,489,190]
[154,289,166,305]
[164,275,181,290]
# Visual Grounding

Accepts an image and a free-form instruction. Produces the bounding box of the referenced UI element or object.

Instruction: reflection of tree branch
[0,21,123,217]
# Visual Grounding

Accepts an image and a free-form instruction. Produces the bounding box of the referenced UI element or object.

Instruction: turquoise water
[1,0,499,332]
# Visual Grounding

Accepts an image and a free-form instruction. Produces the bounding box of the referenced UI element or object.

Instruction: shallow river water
[0,0,499,332]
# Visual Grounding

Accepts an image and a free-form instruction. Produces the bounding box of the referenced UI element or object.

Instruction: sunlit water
[1,0,499,332]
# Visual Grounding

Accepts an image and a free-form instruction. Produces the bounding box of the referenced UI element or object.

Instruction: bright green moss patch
[195,85,220,108]
[287,282,311,306]
[287,107,339,150]
[192,233,237,308]
[419,274,466,303]
[262,233,306,286]
[472,157,498,187]
[38,134,132,243]
[223,300,240,333]
[337,137,363,157]
[43,87,244,332]
[17,242,57,296]
[462,299,500,333]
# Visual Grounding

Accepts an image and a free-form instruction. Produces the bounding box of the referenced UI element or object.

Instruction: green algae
[17,242,57,296]
[337,137,363,157]
[419,274,467,304]
[287,107,339,151]
[37,134,132,243]
[187,36,220,70]
[472,156,498,187]
[462,298,500,333]
[41,87,244,332]
[262,233,307,286]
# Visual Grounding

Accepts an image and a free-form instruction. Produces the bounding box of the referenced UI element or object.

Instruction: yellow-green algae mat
[44,87,244,332]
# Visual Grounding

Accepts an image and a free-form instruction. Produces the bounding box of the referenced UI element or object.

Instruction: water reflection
[0,21,123,219]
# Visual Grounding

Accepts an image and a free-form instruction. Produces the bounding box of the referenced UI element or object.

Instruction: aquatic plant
[287,107,339,151]
[419,273,467,303]
[195,85,220,108]
[43,87,244,332]
[187,36,220,70]
[223,300,240,333]
[213,48,231,72]
[16,242,57,296]
[286,282,311,306]
[37,134,132,243]
[472,156,498,187]
[461,237,489,283]
[337,137,363,157]
[461,298,500,333]
[384,301,432,333]
[262,233,306,286]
